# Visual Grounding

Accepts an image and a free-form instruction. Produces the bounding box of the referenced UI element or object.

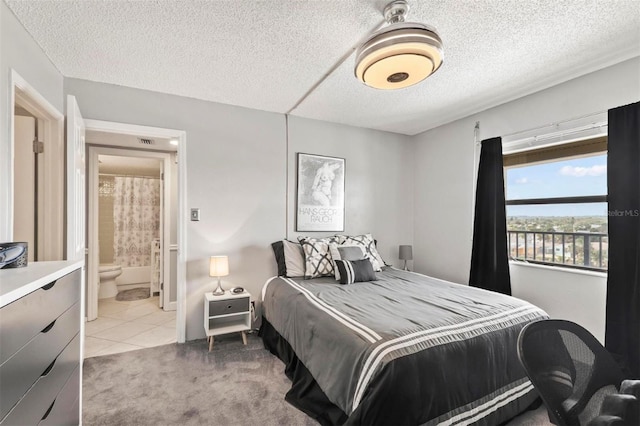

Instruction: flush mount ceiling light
[355,0,443,90]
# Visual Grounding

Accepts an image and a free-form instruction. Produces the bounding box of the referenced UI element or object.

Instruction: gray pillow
[338,246,366,261]
[335,259,377,284]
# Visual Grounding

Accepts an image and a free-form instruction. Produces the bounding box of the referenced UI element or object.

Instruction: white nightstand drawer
[208,297,249,316]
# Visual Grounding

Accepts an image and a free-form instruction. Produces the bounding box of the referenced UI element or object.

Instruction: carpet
[82,333,317,426]
[115,287,150,301]
[82,333,552,426]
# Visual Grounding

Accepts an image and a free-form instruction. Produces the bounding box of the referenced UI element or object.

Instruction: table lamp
[399,245,413,271]
[210,255,229,295]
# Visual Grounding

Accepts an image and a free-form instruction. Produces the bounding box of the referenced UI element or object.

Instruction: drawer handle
[42,358,57,376]
[41,400,55,421]
[42,320,57,333]
[42,280,57,290]
[227,305,232,309]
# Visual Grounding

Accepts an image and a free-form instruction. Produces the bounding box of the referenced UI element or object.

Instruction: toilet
[98,264,122,299]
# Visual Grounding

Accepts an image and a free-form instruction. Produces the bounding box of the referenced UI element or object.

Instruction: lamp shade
[209,256,229,277]
[399,245,413,260]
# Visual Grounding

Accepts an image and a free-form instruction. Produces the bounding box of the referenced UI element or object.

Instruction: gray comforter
[262,268,548,425]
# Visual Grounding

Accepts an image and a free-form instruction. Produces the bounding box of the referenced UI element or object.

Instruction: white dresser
[0,261,83,426]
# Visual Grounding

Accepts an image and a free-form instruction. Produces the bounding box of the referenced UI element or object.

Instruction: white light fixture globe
[355,1,443,90]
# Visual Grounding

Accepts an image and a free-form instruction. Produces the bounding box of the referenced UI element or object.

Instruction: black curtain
[605,101,640,378]
[469,137,512,295]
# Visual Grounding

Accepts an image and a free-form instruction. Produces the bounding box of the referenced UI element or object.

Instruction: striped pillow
[335,259,377,284]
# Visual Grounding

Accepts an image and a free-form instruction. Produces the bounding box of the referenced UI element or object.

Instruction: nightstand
[204,290,251,351]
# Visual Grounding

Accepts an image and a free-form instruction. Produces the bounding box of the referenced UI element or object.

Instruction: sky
[506,154,607,217]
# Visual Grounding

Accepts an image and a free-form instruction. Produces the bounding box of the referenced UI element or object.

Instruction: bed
[260,267,548,425]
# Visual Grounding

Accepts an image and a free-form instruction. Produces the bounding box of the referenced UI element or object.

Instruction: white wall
[287,116,414,266]
[65,78,286,340]
[411,57,640,340]
[64,78,413,340]
[510,263,606,342]
[0,2,64,240]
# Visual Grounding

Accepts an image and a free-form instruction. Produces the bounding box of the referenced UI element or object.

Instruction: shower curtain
[113,176,160,268]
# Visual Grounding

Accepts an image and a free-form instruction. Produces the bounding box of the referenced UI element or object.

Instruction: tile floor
[84,294,176,358]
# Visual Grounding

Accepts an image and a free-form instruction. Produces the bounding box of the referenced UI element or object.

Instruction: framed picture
[296,153,345,232]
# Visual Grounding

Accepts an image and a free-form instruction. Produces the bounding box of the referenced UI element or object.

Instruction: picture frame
[296,153,345,232]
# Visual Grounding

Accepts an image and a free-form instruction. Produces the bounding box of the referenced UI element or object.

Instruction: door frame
[87,146,173,315]
[4,69,64,259]
[84,119,187,343]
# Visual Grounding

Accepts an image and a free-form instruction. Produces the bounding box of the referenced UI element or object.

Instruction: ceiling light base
[383,1,409,24]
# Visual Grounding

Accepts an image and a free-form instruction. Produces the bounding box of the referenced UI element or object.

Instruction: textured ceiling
[6,0,640,135]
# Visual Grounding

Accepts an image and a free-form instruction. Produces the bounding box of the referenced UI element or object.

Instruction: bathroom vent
[138,138,155,145]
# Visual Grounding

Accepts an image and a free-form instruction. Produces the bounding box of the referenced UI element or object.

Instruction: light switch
[191,208,200,221]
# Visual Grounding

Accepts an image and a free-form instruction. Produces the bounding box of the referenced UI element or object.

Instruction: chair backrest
[517,320,625,425]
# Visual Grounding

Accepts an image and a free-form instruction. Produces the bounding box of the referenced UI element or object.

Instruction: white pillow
[283,240,306,277]
[329,243,366,280]
[340,234,385,272]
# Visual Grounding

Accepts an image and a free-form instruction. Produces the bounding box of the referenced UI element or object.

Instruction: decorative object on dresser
[204,290,251,351]
[0,261,83,425]
[399,244,413,271]
[296,153,345,232]
[0,242,28,269]
[209,255,229,296]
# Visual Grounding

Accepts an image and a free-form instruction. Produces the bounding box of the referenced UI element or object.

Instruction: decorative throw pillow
[335,259,377,284]
[270,240,306,277]
[299,236,343,279]
[341,234,385,272]
[328,243,366,280]
[283,240,305,277]
[338,246,366,260]
[271,241,287,276]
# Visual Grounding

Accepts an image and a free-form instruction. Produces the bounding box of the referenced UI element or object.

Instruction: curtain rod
[502,110,607,140]
[99,173,159,179]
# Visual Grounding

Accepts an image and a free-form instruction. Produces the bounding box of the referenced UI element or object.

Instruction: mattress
[260,268,548,425]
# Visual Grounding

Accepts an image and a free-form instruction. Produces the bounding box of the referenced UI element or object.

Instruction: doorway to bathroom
[84,130,182,357]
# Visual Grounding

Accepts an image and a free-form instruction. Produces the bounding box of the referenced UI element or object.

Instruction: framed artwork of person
[296,153,345,232]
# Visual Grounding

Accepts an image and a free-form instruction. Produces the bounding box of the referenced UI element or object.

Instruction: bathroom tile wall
[98,175,115,264]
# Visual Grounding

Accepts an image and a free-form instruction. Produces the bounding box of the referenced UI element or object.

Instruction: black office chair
[588,380,640,426]
[517,319,625,425]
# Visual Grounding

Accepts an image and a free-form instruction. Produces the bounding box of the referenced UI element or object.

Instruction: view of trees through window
[505,153,608,270]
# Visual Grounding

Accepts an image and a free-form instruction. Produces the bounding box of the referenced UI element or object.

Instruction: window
[504,136,608,271]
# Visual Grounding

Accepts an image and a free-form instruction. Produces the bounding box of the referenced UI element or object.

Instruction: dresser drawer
[39,364,80,426]
[0,302,80,420]
[0,269,80,365]
[209,297,250,316]
[1,333,80,425]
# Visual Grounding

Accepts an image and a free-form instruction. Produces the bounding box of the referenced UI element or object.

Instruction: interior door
[158,165,165,309]
[66,95,86,262]
[12,115,36,262]
[161,157,175,311]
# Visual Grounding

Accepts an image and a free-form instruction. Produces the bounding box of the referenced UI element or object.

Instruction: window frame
[504,136,608,272]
